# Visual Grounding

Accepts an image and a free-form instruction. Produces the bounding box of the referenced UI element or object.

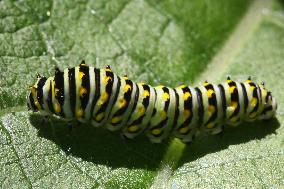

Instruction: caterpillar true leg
[67,122,73,132]
[216,125,225,137]
[120,133,131,141]
[41,115,49,125]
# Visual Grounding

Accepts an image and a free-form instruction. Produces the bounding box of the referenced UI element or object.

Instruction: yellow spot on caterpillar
[128,125,139,132]
[230,116,239,122]
[143,90,150,98]
[230,101,238,109]
[249,112,257,118]
[35,101,39,107]
[183,110,191,118]
[207,89,214,98]
[251,97,257,106]
[177,84,186,89]
[124,84,131,93]
[160,111,167,120]
[111,116,122,124]
[208,105,216,113]
[229,86,236,94]
[54,88,60,96]
[31,87,36,96]
[54,103,61,114]
[105,68,112,72]
[138,82,145,85]
[101,92,109,103]
[103,76,111,85]
[250,86,255,92]
[31,87,41,110]
[138,106,145,116]
[206,122,215,129]
[122,76,128,80]
[246,79,252,83]
[203,82,209,86]
[79,87,87,97]
[76,108,83,118]
[119,98,127,108]
[183,92,191,100]
[156,85,164,89]
[95,112,104,121]
[79,72,85,80]
[262,89,267,97]
[179,127,190,134]
[151,129,162,135]
[34,101,41,109]
[162,92,170,101]
[226,79,232,83]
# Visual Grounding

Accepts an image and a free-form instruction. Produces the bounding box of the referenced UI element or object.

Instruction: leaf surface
[0,0,283,188]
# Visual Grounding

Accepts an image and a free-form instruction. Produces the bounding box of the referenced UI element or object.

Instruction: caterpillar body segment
[27,62,277,143]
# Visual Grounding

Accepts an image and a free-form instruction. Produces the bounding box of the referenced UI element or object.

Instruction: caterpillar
[27,61,277,143]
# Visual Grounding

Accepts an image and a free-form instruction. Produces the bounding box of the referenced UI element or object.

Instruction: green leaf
[0,0,283,188]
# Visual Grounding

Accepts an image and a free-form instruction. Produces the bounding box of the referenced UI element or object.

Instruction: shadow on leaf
[179,118,280,166]
[279,0,284,6]
[29,114,169,170]
[29,114,280,169]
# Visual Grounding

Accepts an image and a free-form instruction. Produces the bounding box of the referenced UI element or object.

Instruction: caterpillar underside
[27,61,277,143]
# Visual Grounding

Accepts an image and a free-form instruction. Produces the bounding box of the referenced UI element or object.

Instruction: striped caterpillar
[27,61,277,143]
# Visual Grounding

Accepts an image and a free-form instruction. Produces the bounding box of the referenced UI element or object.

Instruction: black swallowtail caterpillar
[27,61,277,143]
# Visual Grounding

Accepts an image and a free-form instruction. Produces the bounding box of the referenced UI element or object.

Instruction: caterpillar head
[259,86,277,120]
[27,75,47,112]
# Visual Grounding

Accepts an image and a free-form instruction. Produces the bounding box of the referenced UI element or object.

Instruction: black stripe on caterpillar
[27,61,277,143]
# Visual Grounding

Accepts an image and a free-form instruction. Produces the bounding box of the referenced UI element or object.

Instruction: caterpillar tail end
[259,93,278,121]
